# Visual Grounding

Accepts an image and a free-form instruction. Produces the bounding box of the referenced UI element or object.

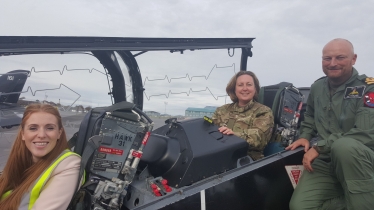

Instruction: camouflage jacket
[212,100,274,160]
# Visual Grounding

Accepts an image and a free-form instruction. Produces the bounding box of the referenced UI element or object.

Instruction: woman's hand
[218,126,234,135]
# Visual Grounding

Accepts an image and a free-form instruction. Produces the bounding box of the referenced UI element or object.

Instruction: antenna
[164,101,168,114]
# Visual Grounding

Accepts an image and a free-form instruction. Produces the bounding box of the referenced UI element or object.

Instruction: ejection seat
[258,82,306,157]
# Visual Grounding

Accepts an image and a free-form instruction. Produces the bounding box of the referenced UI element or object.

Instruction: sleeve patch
[344,85,365,99]
[363,92,374,108]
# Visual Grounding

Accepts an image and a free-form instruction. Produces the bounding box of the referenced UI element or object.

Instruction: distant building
[185,106,217,118]
[17,99,60,106]
[75,105,84,113]
[42,100,57,106]
[17,99,37,106]
[144,111,161,117]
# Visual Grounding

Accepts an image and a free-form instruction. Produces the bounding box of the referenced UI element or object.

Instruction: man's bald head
[322,38,357,86]
[323,38,355,56]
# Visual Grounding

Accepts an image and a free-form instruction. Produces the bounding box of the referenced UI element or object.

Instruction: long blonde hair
[0,104,69,209]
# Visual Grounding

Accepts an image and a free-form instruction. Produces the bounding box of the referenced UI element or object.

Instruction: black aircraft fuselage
[0,70,29,128]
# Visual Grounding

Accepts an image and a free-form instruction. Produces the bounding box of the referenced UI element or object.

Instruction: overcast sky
[1,0,374,115]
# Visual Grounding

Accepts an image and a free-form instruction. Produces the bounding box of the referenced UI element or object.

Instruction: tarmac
[0,113,169,172]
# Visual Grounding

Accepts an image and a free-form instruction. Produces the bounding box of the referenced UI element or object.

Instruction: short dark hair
[226,71,260,103]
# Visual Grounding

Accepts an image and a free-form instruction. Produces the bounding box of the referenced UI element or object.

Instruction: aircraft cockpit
[0,36,306,210]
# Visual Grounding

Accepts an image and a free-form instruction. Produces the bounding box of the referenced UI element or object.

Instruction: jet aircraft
[0,70,29,129]
[0,36,307,210]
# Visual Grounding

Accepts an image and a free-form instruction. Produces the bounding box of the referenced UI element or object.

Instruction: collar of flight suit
[323,68,359,94]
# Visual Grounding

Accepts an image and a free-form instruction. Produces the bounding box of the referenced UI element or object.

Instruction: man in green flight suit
[286,38,374,210]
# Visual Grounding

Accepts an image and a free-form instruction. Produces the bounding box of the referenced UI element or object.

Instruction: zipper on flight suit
[327,87,333,129]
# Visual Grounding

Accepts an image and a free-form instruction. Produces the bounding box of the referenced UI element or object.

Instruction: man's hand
[302,148,319,172]
[285,138,310,152]
[218,126,234,135]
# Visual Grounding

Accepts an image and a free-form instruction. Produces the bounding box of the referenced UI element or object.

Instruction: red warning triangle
[285,165,304,189]
[291,170,301,184]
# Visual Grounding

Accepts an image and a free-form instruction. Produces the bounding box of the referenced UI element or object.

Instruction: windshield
[0,48,243,171]
[135,50,241,115]
[0,53,113,171]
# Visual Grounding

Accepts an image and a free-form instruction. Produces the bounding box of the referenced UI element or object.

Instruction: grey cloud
[2,0,374,115]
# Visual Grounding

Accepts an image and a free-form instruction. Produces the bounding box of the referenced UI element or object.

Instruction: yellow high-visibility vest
[1,150,81,210]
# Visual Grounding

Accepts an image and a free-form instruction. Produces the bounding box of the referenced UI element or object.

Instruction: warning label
[283,107,293,114]
[92,159,123,172]
[99,146,124,156]
[132,150,142,158]
[285,165,304,189]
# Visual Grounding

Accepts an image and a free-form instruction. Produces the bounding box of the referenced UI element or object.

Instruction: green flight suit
[290,68,374,210]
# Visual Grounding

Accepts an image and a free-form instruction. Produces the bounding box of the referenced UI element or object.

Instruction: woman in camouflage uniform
[212,71,274,160]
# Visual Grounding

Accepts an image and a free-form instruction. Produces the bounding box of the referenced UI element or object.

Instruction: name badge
[344,85,366,99]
